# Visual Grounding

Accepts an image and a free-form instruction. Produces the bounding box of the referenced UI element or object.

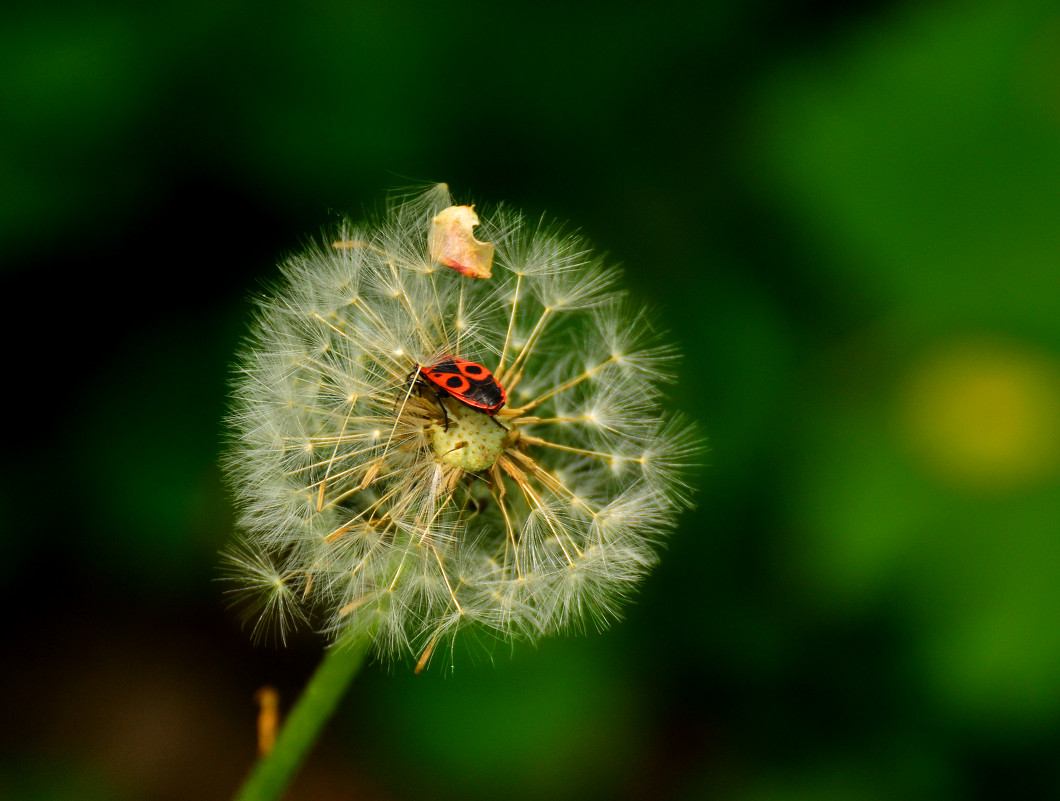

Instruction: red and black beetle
[407,356,507,430]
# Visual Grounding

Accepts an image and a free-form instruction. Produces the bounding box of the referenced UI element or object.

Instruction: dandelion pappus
[406,356,507,431]
[223,183,701,669]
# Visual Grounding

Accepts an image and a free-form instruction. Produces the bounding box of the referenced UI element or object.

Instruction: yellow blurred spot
[899,338,1060,491]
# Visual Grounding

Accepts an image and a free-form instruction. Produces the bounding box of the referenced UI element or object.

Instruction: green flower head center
[429,400,508,472]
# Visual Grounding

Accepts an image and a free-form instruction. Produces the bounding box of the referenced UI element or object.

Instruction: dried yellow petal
[428,205,494,279]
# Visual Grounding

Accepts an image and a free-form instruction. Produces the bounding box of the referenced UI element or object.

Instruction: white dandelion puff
[223,184,701,668]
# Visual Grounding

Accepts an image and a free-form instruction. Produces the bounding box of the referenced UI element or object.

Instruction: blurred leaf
[750,0,1060,737]
[355,636,646,801]
[70,310,238,596]
[0,759,127,801]
[749,0,1060,332]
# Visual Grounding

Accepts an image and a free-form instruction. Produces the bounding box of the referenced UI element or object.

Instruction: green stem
[234,635,371,801]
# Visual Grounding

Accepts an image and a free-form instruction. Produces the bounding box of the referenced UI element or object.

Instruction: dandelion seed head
[223,185,700,667]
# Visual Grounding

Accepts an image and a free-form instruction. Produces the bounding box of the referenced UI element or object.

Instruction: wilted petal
[428,205,494,278]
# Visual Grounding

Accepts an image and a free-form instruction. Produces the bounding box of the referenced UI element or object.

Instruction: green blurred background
[3,0,1060,798]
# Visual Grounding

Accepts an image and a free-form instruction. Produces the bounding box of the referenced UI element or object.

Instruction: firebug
[408,356,507,430]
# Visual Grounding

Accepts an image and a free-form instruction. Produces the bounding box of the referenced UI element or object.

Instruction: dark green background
[3,1,1060,798]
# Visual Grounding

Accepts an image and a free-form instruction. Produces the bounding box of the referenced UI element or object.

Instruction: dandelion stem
[317,405,356,510]
[500,306,552,387]
[233,633,372,801]
[515,355,618,413]
[519,433,638,462]
[497,274,522,375]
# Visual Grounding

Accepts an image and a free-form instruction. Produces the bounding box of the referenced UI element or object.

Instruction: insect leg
[434,391,451,431]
